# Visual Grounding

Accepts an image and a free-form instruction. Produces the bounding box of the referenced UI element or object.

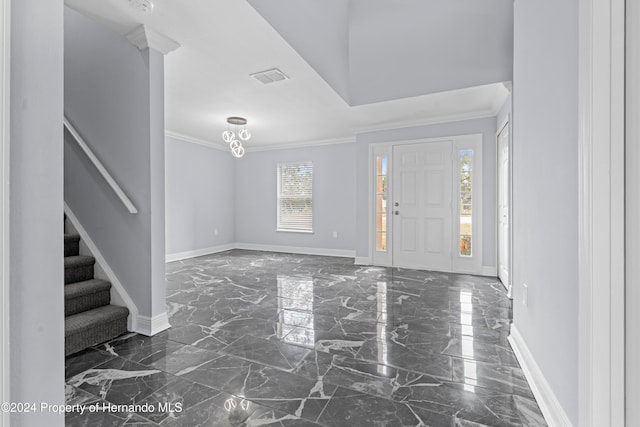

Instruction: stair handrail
[64,117,138,214]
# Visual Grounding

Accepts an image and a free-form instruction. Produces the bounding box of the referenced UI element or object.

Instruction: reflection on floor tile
[147,345,220,376]
[66,250,546,426]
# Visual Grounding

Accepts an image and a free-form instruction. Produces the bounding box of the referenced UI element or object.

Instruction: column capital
[126,25,180,55]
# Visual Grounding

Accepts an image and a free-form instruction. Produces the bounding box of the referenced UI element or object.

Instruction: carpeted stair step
[65,305,129,356]
[64,255,95,284]
[64,233,80,257]
[65,279,112,316]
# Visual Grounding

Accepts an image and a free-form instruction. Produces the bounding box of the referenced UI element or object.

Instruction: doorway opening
[497,119,512,296]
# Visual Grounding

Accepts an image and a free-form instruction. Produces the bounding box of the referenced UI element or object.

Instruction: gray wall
[512,0,578,422]
[64,7,166,318]
[355,118,497,269]
[234,143,356,252]
[166,138,236,254]
[348,0,513,105]
[10,0,65,425]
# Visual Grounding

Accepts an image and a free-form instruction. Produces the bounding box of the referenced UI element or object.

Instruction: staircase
[64,228,129,356]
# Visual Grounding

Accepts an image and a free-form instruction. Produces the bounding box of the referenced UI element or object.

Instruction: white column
[126,25,179,335]
[578,0,626,425]
[626,0,640,424]
[0,0,10,425]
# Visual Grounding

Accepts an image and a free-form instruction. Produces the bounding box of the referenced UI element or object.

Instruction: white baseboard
[64,203,139,332]
[354,256,371,265]
[235,242,356,258]
[136,312,171,336]
[481,266,498,276]
[508,325,572,427]
[166,243,235,263]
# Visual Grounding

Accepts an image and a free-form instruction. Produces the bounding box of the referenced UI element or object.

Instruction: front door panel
[392,141,453,271]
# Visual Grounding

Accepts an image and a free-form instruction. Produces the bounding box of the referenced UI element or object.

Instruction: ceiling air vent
[250,68,289,85]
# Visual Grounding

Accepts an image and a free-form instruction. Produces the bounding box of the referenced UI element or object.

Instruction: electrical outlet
[522,283,528,307]
[333,231,338,238]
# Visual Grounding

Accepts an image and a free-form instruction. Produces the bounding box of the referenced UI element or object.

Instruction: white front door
[392,141,453,271]
[497,123,510,290]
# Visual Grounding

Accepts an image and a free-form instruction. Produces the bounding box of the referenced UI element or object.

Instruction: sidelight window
[375,156,388,251]
[459,150,473,257]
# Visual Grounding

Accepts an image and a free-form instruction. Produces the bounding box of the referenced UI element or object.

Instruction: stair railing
[64,117,138,214]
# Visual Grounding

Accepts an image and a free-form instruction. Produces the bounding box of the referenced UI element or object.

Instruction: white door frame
[626,0,640,422]
[496,116,512,297]
[0,0,9,425]
[368,134,483,275]
[578,0,625,424]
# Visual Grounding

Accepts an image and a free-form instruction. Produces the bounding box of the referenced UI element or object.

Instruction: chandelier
[129,0,155,14]
[222,117,251,158]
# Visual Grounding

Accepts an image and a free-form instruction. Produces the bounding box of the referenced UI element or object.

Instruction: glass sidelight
[376,156,388,251]
[459,150,473,257]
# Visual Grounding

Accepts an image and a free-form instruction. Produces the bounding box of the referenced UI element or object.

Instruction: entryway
[371,135,483,274]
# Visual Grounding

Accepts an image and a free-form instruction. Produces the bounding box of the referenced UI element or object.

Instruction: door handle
[394,210,400,215]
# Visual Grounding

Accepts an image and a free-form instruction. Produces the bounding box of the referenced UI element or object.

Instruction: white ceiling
[64,0,511,150]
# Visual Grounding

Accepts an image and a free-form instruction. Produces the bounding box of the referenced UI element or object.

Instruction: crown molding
[353,83,509,135]
[126,25,180,55]
[246,136,356,152]
[165,131,227,151]
[166,109,504,154]
[166,131,354,153]
[352,108,498,135]
[166,105,504,154]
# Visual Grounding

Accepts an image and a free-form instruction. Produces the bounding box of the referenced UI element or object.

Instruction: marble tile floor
[65,250,547,427]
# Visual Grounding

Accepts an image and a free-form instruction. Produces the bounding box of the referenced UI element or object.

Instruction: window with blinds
[277,161,313,232]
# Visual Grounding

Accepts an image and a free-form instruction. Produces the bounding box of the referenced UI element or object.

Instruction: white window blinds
[277,161,313,232]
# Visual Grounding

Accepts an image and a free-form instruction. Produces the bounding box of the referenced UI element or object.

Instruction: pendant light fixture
[222,117,251,158]
[129,0,155,14]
